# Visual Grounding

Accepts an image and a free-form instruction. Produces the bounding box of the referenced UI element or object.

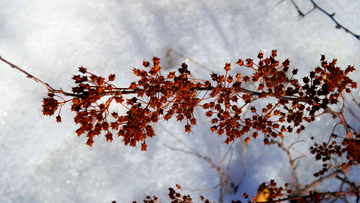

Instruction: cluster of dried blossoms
[242,180,291,203]
[131,184,193,203]
[310,135,360,177]
[41,50,359,168]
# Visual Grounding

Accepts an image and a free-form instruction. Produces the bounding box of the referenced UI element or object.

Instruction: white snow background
[0,0,359,202]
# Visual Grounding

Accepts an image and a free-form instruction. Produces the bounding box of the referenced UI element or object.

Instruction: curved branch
[0,55,78,97]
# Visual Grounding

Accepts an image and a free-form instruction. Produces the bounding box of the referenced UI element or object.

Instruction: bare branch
[284,0,360,41]
[309,0,360,41]
[0,55,77,97]
[166,48,213,73]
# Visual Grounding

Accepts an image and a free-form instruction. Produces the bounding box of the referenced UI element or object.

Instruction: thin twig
[270,139,301,190]
[160,124,246,202]
[280,0,360,41]
[0,55,77,96]
[309,0,360,41]
[167,49,213,73]
[290,0,305,17]
[301,169,343,192]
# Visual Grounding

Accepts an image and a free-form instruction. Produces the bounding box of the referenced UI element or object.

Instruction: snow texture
[0,0,359,202]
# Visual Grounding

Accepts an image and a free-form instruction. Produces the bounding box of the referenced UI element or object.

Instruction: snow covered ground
[0,0,359,202]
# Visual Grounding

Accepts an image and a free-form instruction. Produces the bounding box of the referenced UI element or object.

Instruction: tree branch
[280,0,360,41]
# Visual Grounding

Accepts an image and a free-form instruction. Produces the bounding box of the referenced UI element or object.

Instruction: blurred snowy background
[0,0,359,202]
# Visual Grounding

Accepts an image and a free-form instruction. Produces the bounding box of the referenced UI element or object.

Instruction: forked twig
[277,0,360,41]
[160,124,246,203]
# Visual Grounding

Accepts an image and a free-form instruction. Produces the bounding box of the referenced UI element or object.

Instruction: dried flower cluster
[242,180,291,202]
[131,184,193,203]
[311,136,360,177]
[41,51,359,172]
